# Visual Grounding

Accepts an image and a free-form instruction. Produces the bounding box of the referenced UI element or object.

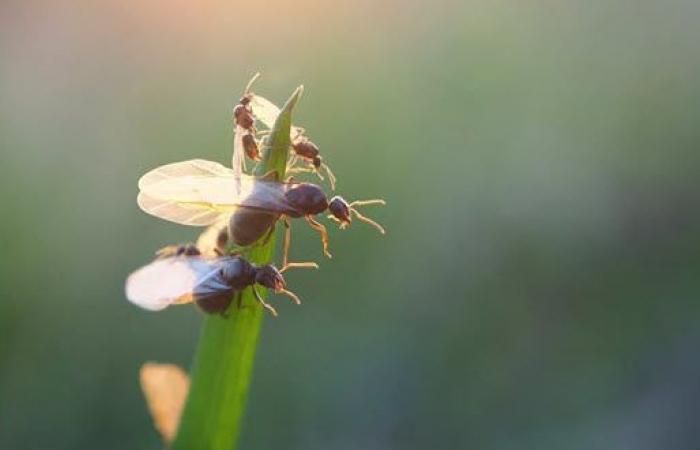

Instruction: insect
[232,73,262,164]
[136,159,385,267]
[243,77,337,190]
[125,244,300,316]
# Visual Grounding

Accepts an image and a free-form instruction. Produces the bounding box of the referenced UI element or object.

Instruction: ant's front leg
[252,286,278,316]
[259,224,276,247]
[305,215,332,259]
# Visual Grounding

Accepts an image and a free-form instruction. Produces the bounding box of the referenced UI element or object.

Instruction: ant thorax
[220,258,256,291]
[285,183,329,216]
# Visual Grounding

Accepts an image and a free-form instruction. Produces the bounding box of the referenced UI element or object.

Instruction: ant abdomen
[228,208,279,246]
[285,183,329,216]
[196,294,234,315]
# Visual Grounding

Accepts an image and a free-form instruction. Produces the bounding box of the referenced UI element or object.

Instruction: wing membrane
[138,159,300,225]
[231,124,245,180]
[139,159,235,190]
[137,191,231,226]
[125,256,232,311]
[250,94,304,137]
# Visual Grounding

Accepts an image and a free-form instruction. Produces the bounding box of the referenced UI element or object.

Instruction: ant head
[286,183,329,215]
[254,264,286,292]
[239,94,252,106]
[312,156,322,169]
[328,196,351,225]
[328,198,386,234]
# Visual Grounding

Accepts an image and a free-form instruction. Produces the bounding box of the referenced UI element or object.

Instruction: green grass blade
[172,86,304,450]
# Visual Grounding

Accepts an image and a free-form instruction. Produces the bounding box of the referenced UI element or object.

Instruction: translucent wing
[138,159,301,225]
[138,159,235,190]
[125,256,232,311]
[137,159,241,226]
[137,192,229,226]
[231,124,245,180]
[249,94,304,137]
[140,363,190,445]
[248,94,280,129]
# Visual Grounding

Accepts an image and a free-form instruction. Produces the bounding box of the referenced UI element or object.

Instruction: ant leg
[260,224,276,246]
[280,218,319,273]
[305,215,332,258]
[257,170,279,182]
[252,286,278,316]
[156,243,201,258]
[155,245,180,258]
[287,166,314,175]
[349,199,386,207]
[322,163,337,191]
[311,165,325,182]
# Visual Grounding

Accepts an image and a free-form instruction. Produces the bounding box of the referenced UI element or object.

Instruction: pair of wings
[137,159,301,228]
[137,93,303,230]
[125,256,235,311]
[131,91,303,305]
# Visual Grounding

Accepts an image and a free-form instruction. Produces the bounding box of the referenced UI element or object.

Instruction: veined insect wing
[125,256,231,311]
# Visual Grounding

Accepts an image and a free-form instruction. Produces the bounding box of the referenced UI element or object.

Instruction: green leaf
[172,86,304,450]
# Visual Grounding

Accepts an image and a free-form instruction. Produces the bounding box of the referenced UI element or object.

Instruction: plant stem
[173,86,303,450]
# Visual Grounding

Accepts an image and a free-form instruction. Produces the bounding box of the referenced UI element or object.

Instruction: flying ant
[126,243,301,317]
[137,159,385,267]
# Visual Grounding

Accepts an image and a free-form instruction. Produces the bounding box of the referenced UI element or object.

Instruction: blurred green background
[2,0,700,449]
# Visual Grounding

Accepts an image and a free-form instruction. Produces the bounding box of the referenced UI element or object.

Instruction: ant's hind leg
[280,218,319,273]
[305,215,332,259]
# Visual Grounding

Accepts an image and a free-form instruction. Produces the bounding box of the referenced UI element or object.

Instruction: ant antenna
[280,262,319,273]
[252,285,278,316]
[244,72,261,95]
[349,199,386,234]
[279,288,302,305]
